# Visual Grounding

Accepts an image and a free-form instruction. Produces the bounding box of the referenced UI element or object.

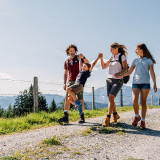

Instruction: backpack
[119,54,130,84]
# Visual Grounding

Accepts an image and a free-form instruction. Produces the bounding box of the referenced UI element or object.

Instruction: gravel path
[0,108,160,160]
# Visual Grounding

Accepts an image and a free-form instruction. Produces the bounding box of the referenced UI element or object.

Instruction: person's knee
[132,96,139,103]
[66,87,71,92]
[141,100,147,106]
[108,94,115,102]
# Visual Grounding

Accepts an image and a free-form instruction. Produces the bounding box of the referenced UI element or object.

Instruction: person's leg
[58,81,75,123]
[67,88,78,101]
[103,79,122,126]
[132,87,141,126]
[58,95,70,123]
[68,96,75,105]
[139,89,150,129]
[132,88,141,115]
[64,95,70,111]
[140,89,150,119]
[78,89,85,123]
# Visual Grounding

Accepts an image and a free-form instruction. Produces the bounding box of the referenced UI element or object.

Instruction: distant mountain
[0,85,160,110]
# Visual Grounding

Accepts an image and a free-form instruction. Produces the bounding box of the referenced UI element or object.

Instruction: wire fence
[0,77,159,110]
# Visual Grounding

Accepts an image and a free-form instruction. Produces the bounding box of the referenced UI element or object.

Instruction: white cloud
[0,73,12,79]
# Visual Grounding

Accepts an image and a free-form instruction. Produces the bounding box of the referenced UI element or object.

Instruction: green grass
[90,126,125,134]
[42,136,62,146]
[0,106,159,135]
[0,157,20,160]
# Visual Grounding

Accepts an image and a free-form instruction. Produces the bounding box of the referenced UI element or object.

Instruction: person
[115,43,157,129]
[66,56,100,115]
[58,44,89,123]
[99,42,128,127]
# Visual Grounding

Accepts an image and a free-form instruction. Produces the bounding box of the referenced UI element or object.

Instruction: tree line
[0,85,58,118]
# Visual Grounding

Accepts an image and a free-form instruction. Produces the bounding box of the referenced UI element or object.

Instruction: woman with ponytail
[115,43,157,129]
[99,43,128,127]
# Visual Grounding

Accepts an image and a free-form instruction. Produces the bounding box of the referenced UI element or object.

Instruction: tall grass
[0,106,158,135]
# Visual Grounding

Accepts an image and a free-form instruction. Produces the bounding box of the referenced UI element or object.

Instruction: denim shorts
[132,84,150,90]
[106,78,123,97]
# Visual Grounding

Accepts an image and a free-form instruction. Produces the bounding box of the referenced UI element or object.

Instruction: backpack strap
[65,59,69,70]
[118,54,123,69]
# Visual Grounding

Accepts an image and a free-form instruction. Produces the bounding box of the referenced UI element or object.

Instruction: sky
[0,0,160,96]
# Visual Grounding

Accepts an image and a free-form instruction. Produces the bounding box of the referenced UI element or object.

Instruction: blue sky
[0,0,160,95]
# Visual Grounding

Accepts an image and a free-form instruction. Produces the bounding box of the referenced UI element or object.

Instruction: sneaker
[58,112,69,123]
[77,103,82,115]
[102,117,110,127]
[111,113,120,123]
[139,121,146,130]
[132,116,141,127]
[75,100,82,109]
[79,113,85,123]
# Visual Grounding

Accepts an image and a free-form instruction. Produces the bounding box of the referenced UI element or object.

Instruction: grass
[0,106,159,135]
[90,126,125,134]
[81,128,93,136]
[42,135,62,146]
[0,157,20,160]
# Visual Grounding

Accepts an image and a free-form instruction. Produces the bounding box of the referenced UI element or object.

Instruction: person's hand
[98,53,103,58]
[63,84,66,90]
[153,83,157,92]
[114,73,122,78]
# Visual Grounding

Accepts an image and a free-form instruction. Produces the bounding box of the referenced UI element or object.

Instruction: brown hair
[84,63,91,69]
[111,42,128,57]
[65,44,78,55]
[137,43,156,64]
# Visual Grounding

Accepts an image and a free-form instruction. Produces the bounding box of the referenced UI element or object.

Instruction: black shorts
[106,78,123,97]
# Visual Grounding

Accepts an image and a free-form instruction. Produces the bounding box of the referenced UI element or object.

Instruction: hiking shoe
[75,100,82,109]
[58,112,69,123]
[111,114,120,123]
[78,103,82,115]
[139,121,146,130]
[79,113,85,123]
[132,116,141,127]
[102,117,110,127]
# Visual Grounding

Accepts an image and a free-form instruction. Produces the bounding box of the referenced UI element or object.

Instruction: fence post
[33,77,38,112]
[159,98,160,106]
[120,88,123,107]
[151,93,153,106]
[92,87,95,110]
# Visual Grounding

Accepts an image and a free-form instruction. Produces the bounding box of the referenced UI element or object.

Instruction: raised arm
[99,53,110,69]
[150,65,157,92]
[90,56,99,72]
[79,53,89,63]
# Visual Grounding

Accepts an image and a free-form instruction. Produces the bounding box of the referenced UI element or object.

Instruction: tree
[49,98,57,112]
[38,95,48,112]
[12,84,48,117]
[0,106,4,117]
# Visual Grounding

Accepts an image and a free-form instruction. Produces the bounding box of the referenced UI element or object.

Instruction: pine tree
[49,98,57,112]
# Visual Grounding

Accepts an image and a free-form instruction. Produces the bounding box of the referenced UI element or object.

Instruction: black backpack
[119,54,130,84]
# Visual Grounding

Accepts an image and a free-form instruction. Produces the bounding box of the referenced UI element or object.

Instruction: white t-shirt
[108,53,126,79]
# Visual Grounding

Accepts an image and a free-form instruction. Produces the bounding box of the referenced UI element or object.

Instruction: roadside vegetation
[0,105,158,135]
